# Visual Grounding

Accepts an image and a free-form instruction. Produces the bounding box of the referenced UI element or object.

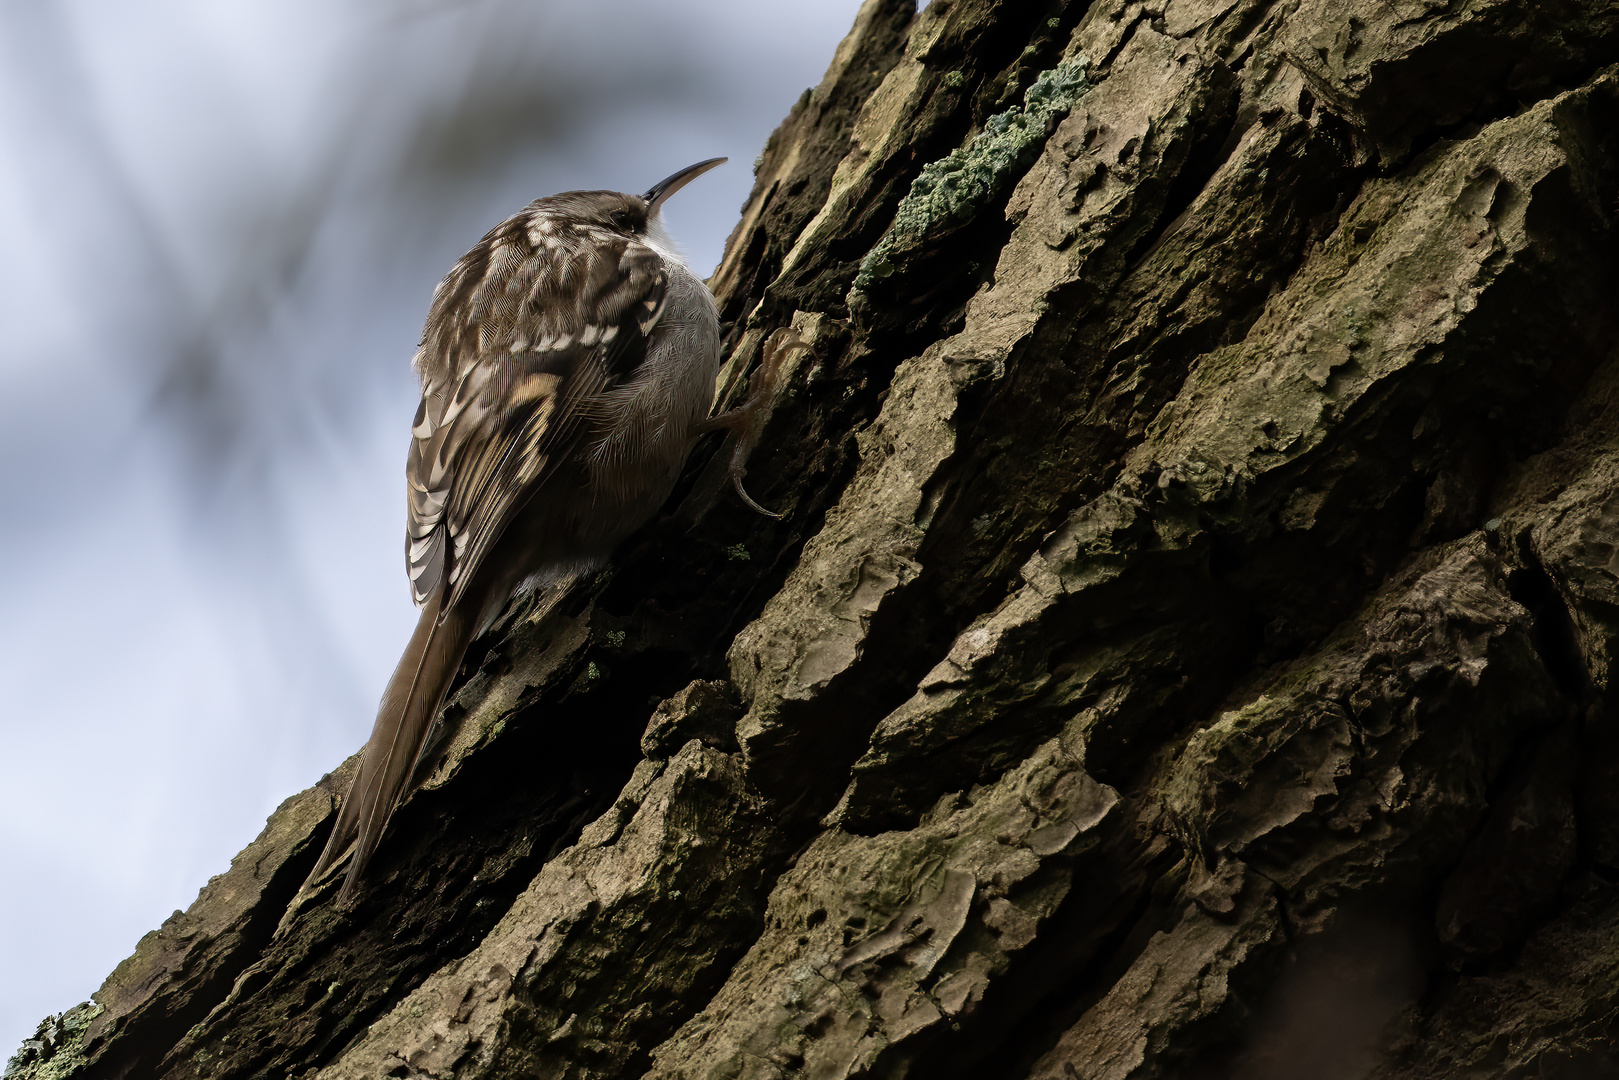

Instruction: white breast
[581,238,720,540]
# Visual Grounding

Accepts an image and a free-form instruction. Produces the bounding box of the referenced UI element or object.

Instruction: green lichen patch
[852,54,1091,294]
[5,1002,104,1080]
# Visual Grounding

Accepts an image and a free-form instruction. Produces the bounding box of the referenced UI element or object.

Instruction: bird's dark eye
[610,209,636,230]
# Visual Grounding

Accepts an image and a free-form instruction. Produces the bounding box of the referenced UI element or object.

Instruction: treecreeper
[299,158,791,907]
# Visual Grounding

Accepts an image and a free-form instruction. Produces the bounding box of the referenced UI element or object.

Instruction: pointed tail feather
[302,594,475,905]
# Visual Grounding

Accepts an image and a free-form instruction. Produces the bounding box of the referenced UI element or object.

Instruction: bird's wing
[405,213,668,612]
[303,212,670,904]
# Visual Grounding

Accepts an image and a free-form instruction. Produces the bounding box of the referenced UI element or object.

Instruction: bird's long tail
[302,594,475,905]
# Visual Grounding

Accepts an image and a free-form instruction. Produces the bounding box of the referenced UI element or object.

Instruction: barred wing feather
[403,215,666,611]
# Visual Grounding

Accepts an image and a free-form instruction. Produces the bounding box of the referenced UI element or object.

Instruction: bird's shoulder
[416,206,668,388]
[402,205,670,606]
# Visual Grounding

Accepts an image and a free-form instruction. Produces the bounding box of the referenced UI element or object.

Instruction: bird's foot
[696,328,809,518]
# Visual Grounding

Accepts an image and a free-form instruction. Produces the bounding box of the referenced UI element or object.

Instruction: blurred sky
[0,0,868,1054]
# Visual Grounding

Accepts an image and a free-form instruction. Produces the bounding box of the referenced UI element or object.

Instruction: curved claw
[707,327,809,520]
[731,467,783,519]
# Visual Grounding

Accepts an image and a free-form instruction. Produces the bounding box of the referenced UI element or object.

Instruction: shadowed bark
[11,0,1619,1077]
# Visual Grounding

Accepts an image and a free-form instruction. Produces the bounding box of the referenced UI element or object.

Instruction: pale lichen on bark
[851,53,1092,293]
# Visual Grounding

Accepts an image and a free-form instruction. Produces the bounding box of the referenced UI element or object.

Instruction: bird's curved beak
[643,157,727,215]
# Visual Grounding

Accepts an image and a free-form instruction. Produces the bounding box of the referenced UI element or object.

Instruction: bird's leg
[695,328,808,518]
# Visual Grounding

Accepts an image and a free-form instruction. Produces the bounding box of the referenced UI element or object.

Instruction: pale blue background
[0,0,868,1054]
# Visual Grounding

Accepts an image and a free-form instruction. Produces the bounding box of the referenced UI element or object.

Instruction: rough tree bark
[12,0,1619,1077]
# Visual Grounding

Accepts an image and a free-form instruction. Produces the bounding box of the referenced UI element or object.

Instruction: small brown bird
[303,158,777,905]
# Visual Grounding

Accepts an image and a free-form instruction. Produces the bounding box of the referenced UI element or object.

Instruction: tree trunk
[13,0,1619,1077]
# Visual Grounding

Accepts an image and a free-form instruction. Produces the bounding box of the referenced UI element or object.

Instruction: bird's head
[539,157,727,241]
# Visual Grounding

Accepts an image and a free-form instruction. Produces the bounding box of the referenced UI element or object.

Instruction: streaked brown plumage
[302,158,759,906]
